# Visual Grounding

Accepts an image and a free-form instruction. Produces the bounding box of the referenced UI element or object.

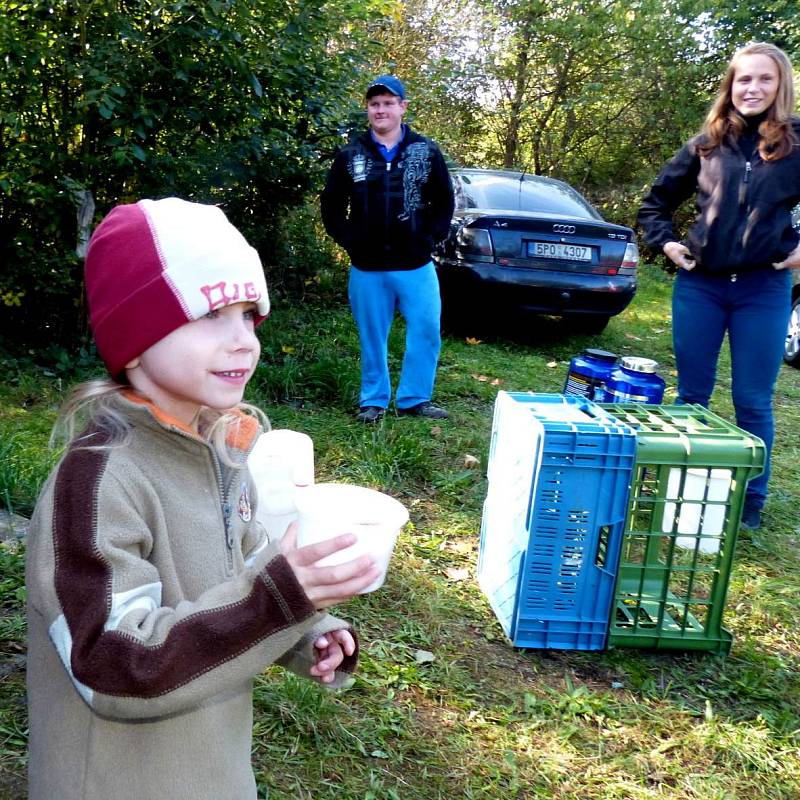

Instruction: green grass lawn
[1,267,799,799]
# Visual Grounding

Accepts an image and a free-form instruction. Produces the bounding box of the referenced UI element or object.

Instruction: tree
[364,0,488,165]
[708,0,800,56]
[469,1,718,186]
[0,0,391,352]
[369,0,761,223]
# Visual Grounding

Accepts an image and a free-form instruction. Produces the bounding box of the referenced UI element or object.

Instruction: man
[321,74,455,423]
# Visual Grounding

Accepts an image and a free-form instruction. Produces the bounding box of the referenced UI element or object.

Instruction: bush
[268,201,350,304]
[0,0,385,356]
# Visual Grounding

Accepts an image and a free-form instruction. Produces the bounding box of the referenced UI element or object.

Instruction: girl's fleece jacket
[25,396,358,800]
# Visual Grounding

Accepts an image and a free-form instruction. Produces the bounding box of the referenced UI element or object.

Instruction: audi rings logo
[553,224,576,234]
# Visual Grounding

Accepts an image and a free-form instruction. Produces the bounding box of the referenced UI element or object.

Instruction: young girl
[638,42,800,530]
[25,198,381,799]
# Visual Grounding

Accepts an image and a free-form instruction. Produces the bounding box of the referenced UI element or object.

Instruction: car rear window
[455,173,601,220]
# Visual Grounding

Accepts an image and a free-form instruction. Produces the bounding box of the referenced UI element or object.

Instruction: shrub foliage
[0,0,384,352]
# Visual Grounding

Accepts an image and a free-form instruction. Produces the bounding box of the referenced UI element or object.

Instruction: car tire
[785,292,800,368]
[570,314,611,335]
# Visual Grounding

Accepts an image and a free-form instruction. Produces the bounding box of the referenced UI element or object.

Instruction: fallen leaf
[414,649,435,664]
[446,567,469,582]
[546,361,558,368]
[471,373,489,382]
[429,425,443,438]
[624,333,642,341]
[463,454,479,469]
[466,337,482,345]
[490,378,502,386]
[281,345,295,354]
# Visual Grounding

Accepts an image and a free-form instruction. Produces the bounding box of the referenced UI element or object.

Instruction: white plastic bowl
[294,483,409,593]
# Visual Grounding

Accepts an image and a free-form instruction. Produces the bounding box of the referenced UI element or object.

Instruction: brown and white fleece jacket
[25,396,357,800]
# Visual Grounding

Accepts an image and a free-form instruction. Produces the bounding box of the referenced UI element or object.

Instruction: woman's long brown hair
[698,42,797,161]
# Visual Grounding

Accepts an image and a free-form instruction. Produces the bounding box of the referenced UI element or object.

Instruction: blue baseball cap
[366,75,406,100]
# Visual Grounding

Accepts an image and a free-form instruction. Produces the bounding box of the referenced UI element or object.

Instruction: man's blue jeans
[672,267,792,509]
[348,262,442,409]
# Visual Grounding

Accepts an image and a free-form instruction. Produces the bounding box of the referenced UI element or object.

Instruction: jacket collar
[120,390,261,454]
[359,124,420,155]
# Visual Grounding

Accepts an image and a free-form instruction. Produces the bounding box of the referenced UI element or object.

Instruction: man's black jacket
[321,126,455,271]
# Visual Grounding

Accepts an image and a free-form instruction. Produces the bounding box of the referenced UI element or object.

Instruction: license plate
[528,241,591,262]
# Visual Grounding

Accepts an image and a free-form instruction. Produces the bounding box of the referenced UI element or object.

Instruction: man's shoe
[397,402,449,420]
[740,504,761,531]
[356,406,386,423]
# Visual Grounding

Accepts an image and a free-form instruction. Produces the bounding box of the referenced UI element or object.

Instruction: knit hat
[85,198,270,378]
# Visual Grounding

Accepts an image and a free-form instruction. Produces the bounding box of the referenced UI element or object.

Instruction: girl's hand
[279,523,380,610]
[773,243,800,270]
[663,241,696,271]
[310,629,356,684]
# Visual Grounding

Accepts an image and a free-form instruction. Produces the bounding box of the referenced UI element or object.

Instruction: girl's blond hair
[698,42,797,161]
[51,378,268,466]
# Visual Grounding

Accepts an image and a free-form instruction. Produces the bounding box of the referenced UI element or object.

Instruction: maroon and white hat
[85,198,270,377]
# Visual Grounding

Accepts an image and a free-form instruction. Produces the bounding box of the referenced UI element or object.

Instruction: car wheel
[569,314,611,335]
[785,293,800,368]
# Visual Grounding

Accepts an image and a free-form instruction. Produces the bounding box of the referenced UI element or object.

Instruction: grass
[1,267,799,799]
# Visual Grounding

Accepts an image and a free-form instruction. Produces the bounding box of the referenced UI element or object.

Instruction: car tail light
[456,226,493,258]
[618,242,639,275]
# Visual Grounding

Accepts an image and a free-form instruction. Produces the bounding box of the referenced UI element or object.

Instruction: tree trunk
[503,18,533,170]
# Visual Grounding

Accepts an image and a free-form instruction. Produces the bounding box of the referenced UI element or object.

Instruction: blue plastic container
[563,348,618,401]
[602,357,665,404]
[478,392,637,650]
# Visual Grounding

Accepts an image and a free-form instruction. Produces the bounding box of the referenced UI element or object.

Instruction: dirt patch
[0,772,27,800]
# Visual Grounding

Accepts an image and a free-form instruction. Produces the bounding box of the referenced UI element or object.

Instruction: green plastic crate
[599,404,765,654]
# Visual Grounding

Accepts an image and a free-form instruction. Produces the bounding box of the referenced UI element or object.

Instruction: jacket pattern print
[321,125,455,271]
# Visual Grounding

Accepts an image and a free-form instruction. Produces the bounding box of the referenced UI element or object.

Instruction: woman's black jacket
[637,119,800,273]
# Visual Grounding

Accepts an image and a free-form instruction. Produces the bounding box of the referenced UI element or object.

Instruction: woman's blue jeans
[348,262,442,409]
[672,267,792,510]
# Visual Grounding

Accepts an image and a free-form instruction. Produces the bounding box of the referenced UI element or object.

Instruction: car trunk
[473,215,630,274]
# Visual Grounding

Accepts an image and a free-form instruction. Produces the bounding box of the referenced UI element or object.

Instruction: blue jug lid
[583,348,618,363]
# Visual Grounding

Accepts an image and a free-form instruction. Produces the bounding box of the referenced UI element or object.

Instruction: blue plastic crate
[478,392,636,650]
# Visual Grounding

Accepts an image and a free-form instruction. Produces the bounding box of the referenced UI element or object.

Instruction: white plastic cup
[248,429,315,540]
[294,483,409,593]
[249,429,315,487]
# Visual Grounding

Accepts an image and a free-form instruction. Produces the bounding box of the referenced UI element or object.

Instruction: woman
[638,42,800,530]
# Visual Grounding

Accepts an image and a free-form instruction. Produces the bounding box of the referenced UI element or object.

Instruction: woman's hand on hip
[773,242,800,270]
[663,241,696,271]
